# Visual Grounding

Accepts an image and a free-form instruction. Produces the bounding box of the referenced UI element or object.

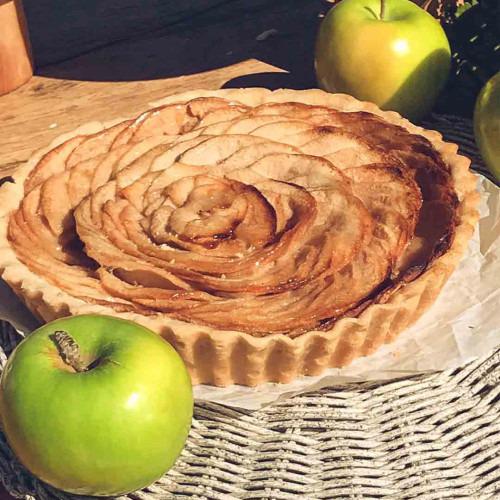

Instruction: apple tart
[0,89,479,386]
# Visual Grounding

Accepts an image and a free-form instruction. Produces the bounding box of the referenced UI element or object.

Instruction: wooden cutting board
[0,0,325,177]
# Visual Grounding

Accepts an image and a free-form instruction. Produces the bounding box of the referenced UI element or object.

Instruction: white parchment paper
[0,176,498,410]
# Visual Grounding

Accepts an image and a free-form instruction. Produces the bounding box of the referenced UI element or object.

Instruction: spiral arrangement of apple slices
[9,95,458,337]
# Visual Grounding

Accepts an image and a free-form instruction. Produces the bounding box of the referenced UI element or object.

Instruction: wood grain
[22,0,230,66]
[0,59,278,175]
[0,0,325,174]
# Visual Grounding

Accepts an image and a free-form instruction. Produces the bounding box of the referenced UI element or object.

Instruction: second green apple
[315,0,451,121]
[474,72,500,181]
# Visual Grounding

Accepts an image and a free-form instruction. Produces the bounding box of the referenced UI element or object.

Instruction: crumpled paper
[0,176,498,410]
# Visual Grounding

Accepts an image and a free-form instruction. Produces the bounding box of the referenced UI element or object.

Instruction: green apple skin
[474,72,500,181]
[0,315,193,496]
[315,0,451,121]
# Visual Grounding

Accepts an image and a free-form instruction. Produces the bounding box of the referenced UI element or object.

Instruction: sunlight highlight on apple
[392,39,409,56]
[126,392,140,409]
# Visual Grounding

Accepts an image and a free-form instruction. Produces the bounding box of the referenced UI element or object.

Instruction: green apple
[474,72,500,181]
[0,315,193,496]
[315,0,451,121]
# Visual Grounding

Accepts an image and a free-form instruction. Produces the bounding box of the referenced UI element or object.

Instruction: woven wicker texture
[0,115,498,500]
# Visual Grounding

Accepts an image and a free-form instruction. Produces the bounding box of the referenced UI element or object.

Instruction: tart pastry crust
[0,89,479,386]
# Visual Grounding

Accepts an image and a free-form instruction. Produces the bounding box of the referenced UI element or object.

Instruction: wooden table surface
[0,0,329,176]
[0,1,329,497]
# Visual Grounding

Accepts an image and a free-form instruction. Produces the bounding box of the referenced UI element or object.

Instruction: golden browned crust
[0,89,480,386]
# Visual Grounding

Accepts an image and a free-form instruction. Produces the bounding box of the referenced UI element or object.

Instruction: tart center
[153,175,277,253]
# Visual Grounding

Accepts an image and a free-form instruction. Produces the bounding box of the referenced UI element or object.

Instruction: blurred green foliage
[435,0,499,116]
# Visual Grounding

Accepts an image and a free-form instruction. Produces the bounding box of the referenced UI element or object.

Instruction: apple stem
[380,0,386,20]
[50,331,88,372]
